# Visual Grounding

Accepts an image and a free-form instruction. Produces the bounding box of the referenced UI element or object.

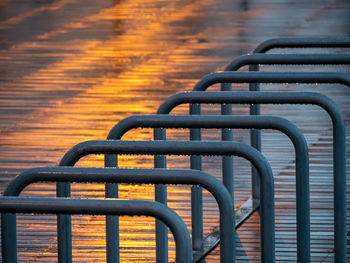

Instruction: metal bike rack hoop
[107,114,309,262]
[2,166,234,263]
[0,195,191,263]
[57,140,275,263]
[157,89,346,262]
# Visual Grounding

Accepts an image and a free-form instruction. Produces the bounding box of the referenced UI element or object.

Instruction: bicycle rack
[1,166,235,262]
[221,53,350,217]
[51,113,305,262]
[2,37,348,262]
[105,114,308,261]
[185,71,349,262]
[222,52,350,211]
[222,52,350,210]
[249,38,350,263]
[0,195,192,263]
[54,139,275,262]
[156,90,346,261]
[150,70,347,262]
[47,71,350,262]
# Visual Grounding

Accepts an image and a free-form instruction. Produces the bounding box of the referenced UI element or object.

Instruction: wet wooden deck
[0,0,349,262]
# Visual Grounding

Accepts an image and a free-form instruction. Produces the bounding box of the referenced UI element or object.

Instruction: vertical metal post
[189,103,204,257]
[220,83,234,196]
[105,154,119,263]
[332,110,347,262]
[56,182,72,263]
[153,128,168,263]
[248,67,261,209]
[0,213,17,262]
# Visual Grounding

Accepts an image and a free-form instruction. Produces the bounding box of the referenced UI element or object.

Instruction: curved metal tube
[198,66,350,262]
[225,53,350,72]
[2,167,234,262]
[55,112,280,262]
[111,115,307,213]
[158,90,346,262]
[221,41,350,262]
[192,72,350,258]
[0,196,191,263]
[225,54,350,71]
[253,37,350,54]
[193,71,350,91]
[155,70,350,261]
[58,140,275,262]
[107,114,308,262]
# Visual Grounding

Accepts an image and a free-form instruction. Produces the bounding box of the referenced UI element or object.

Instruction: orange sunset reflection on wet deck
[1,0,234,261]
[1,0,350,262]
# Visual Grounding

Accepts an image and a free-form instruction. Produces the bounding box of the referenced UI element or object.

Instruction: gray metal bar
[2,167,234,262]
[193,71,350,90]
[253,37,350,53]
[187,105,206,263]
[189,104,203,259]
[60,140,275,262]
[107,114,308,261]
[225,53,350,71]
[0,196,191,263]
[152,129,168,263]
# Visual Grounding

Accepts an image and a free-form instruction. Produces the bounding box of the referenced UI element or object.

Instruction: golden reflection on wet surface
[1,0,350,261]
